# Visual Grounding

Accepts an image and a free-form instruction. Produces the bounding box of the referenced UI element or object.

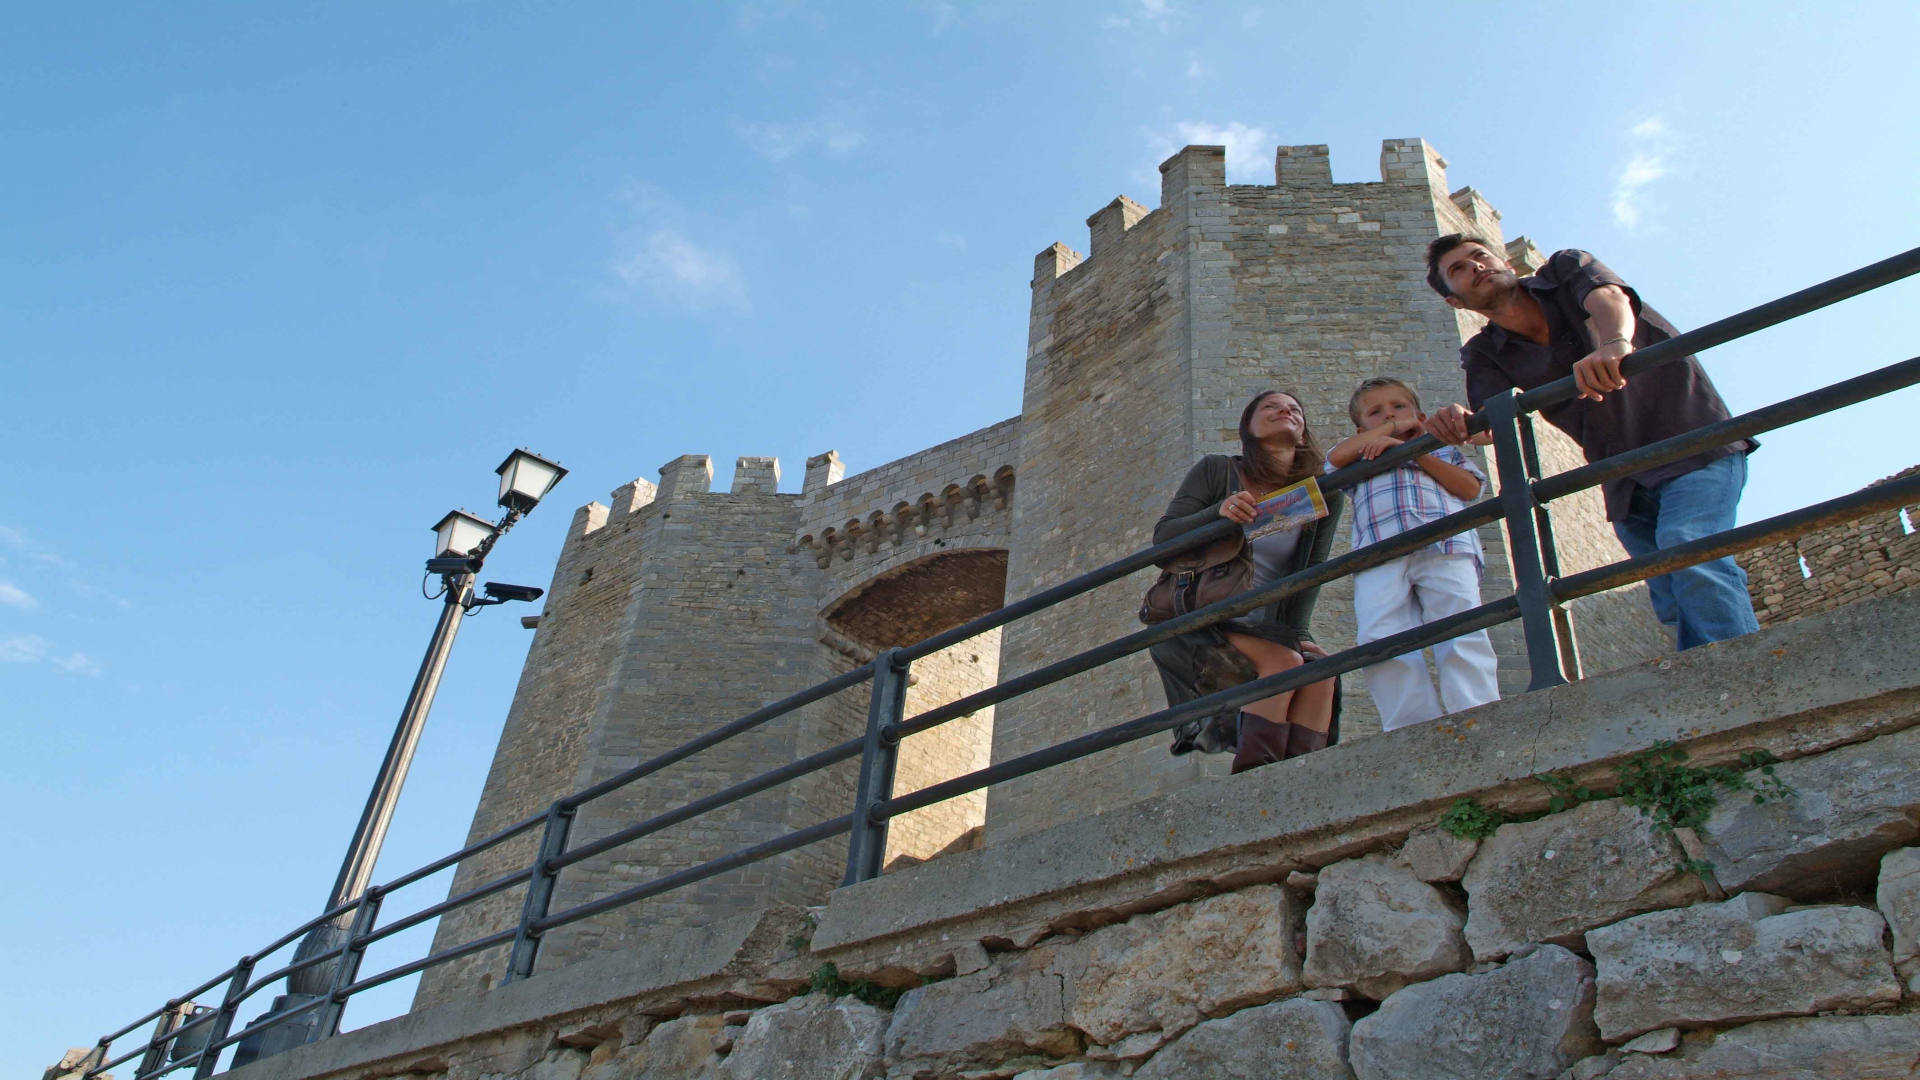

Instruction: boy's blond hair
[1348,377,1422,427]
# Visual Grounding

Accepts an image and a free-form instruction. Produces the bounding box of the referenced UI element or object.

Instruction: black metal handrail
[80,246,1920,1080]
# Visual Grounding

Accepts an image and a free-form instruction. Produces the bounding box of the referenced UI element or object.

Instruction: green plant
[809,962,906,1008]
[1438,797,1507,840]
[1612,742,1793,833]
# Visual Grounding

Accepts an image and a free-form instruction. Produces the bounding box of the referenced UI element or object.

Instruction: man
[1421,234,1758,649]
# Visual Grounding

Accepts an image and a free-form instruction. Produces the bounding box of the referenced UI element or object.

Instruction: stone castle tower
[413,138,1663,1008]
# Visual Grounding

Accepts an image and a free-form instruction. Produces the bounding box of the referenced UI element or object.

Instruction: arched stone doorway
[820,548,1007,868]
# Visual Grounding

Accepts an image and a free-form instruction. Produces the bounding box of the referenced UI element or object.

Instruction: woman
[1149,389,1344,773]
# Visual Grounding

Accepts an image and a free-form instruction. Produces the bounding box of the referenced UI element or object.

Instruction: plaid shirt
[1337,445,1486,564]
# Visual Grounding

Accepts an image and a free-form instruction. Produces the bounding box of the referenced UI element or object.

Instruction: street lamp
[232,449,566,1066]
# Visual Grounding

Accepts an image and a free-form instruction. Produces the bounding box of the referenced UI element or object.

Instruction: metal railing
[78,247,1920,1080]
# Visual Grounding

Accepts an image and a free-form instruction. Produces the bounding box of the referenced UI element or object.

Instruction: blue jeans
[1611,452,1761,650]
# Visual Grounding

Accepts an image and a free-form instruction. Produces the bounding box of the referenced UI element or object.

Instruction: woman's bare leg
[1287,676,1336,734]
[1222,633,1303,725]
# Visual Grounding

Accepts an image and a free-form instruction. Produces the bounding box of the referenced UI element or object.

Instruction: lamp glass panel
[500,452,563,505]
[435,514,494,557]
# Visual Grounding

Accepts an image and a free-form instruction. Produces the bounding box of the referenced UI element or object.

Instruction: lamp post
[232,450,566,1066]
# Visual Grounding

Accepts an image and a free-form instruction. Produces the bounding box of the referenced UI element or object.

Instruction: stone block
[1462,799,1708,960]
[1133,998,1354,1080]
[1698,724,1920,897]
[1617,1028,1680,1055]
[1349,944,1600,1080]
[883,950,1080,1079]
[1590,1014,1920,1079]
[1054,885,1303,1058]
[1585,893,1899,1042]
[1010,1064,1130,1080]
[1399,823,1478,883]
[621,1013,724,1080]
[1304,854,1470,999]
[721,993,886,1080]
[1876,846,1920,968]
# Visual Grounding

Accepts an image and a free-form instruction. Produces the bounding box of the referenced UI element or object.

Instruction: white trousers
[1353,549,1501,733]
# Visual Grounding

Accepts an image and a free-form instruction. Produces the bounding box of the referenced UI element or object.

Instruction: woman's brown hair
[1237,390,1324,489]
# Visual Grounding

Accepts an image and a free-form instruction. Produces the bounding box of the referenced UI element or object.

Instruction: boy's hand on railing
[1218,490,1259,524]
[1356,431,1405,460]
[1297,639,1328,661]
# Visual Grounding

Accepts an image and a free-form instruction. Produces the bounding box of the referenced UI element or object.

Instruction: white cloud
[1612,115,1676,230]
[0,633,50,663]
[0,525,132,609]
[1185,55,1206,81]
[53,652,104,677]
[733,115,867,163]
[616,230,751,313]
[1151,120,1278,183]
[935,232,968,251]
[1104,0,1176,30]
[1242,7,1263,28]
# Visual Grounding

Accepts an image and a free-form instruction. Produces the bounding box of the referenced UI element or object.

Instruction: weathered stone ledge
[181,590,1920,1080]
[812,589,1920,966]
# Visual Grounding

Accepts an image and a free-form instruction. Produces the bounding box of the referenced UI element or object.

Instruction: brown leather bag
[1138,463,1254,625]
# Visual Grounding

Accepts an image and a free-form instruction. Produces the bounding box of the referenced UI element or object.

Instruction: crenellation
[1274,143,1333,186]
[1086,194,1150,255]
[609,478,655,517]
[1034,242,1084,282]
[1158,143,1227,212]
[656,453,713,500]
[1504,235,1546,273]
[1379,137,1447,191]
[1448,186,1501,229]
[730,455,780,495]
[570,500,611,539]
[803,450,844,494]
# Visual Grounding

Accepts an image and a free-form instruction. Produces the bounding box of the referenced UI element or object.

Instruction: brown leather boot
[1231,713,1292,774]
[1284,723,1331,759]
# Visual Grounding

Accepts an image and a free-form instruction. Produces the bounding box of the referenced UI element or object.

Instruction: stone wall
[1740,465,1919,627]
[413,476,661,1007]
[190,592,1920,1080]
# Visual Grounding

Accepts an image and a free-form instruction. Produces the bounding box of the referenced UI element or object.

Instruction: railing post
[1516,413,1584,680]
[137,1001,191,1080]
[844,648,908,886]
[1484,390,1570,691]
[191,956,253,1079]
[313,889,383,1040]
[504,801,574,983]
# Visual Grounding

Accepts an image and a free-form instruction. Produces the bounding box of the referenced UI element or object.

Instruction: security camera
[482,582,545,603]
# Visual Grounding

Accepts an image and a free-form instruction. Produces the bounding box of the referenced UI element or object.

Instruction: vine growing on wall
[1436,741,1796,868]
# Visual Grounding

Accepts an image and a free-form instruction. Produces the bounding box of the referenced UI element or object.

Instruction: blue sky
[5,1,1917,1073]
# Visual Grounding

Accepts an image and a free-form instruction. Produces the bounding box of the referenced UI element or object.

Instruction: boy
[1329,378,1501,732]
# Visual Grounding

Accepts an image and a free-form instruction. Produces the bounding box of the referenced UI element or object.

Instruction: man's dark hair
[1425,233,1500,298]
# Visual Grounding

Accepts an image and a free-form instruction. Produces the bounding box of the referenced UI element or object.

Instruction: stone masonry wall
[413,477,661,1009]
[535,454,830,970]
[193,594,1920,1080]
[1740,465,1920,627]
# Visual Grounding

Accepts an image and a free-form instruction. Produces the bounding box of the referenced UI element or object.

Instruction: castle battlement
[794,417,1021,568]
